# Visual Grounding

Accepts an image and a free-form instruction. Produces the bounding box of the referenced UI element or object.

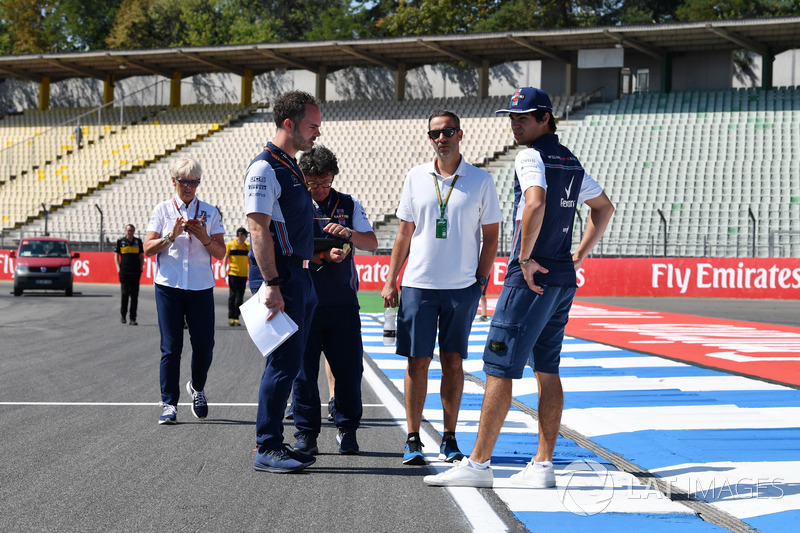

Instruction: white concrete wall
[1,50,799,111]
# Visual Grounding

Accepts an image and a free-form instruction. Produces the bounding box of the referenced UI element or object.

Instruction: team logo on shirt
[333,208,349,225]
[561,175,576,208]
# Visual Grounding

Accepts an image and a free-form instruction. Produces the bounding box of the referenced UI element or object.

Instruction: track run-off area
[1,282,798,532]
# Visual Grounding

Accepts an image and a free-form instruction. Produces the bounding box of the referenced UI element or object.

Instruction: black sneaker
[129,319,138,326]
[336,429,359,455]
[186,380,208,419]
[403,435,425,465]
[292,433,319,456]
[120,316,126,324]
[439,434,464,462]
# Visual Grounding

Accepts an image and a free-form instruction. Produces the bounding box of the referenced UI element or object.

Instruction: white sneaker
[423,460,493,488]
[510,461,555,488]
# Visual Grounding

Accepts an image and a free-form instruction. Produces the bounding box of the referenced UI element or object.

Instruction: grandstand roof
[1,17,799,83]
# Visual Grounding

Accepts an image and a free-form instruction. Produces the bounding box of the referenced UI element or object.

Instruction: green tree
[107,0,227,49]
[677,0,800,21]
[617,0,682,24]
[380,0,498,36]
[0,3,12,54]
[51,0,122,51]
[302,0,390,40]
[2,0,56,53]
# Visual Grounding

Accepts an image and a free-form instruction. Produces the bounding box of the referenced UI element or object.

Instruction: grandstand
[2,88,799,257]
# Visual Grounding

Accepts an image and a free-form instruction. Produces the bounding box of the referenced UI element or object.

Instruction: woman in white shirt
[144,157,226,425]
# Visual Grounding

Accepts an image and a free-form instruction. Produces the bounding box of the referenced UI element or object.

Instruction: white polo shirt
[147,195,225,290]
[396,157,504,290]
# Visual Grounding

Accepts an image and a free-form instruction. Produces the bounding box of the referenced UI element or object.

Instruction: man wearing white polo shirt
[382,110,503,466]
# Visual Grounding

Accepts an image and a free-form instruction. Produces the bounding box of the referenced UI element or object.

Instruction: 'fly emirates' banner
[1,252,798,299]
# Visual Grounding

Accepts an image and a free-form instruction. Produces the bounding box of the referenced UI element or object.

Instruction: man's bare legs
[439,352,463,433]
[405,352,464,434]
[533,370,563,462]
[404,357,432,433]
[468,370,562,463]
[468,374,512,463]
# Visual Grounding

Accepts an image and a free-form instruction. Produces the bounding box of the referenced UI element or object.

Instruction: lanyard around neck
[172,198,201,242]
[173,197,200,219]
[432,173,460,218]
[265,145,306,185]
[314,190,340,230]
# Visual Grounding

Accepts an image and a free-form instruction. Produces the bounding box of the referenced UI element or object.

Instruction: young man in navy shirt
[425,87,614,488]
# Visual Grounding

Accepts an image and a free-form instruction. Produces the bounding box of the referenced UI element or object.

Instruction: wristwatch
[476,275,488,286]
[266,276,284,287]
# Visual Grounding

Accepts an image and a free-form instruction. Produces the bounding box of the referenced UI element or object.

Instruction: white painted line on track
[361,356,509,533]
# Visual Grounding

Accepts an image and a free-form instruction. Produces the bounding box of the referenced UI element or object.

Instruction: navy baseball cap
[496,87,553,114]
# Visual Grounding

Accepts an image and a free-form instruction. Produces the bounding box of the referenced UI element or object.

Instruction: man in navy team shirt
[424,87,615,489]
[244,90,325,474]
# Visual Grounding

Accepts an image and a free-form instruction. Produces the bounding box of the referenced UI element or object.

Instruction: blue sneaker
[438,434,464,463]
[336,429,359,455]
[284,403,293,420]
[327,397,334,421]
[403,435,425,465]
[186,381,208,419]
[158,403,177,425]
[285,446,316,467]
[292,433,319,456]
[254,447,308,474]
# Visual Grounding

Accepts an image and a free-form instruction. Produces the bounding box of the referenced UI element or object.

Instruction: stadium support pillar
[241,69,253,106]
[103,74,115,105]
[762,51,774,90]
[315,66,327,102]
[170,72,182,107]
[38,76,50,111]
[479,59,489,99]
[395,63,407,101]
[660,54,673,93]
[566,61,577,95]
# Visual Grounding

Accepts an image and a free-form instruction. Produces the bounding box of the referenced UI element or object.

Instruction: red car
[9,237,80,296]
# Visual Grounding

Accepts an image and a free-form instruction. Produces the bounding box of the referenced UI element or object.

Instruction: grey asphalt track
[0,281,503,533]
[3,282,791,532]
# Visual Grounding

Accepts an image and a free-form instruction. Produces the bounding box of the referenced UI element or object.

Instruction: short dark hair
[532,109,557,133]
[298,145,339,178]
[427,110,461,131]
[272,91,320,129]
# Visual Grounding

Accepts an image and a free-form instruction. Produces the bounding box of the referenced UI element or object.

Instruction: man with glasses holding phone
[288,145,377,457]
[382,110,503,466]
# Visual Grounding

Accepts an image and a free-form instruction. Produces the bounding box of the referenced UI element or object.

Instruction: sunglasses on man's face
[427,127,457,140]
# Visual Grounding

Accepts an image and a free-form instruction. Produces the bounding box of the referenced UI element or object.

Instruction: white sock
[533,460,552,468]
[467,457,491,470]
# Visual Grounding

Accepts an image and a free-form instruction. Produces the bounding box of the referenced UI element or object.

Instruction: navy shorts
[397,284,481,359]
[482,284,577,378]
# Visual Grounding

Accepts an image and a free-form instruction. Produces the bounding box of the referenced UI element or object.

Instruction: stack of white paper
[239,283,299,357]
